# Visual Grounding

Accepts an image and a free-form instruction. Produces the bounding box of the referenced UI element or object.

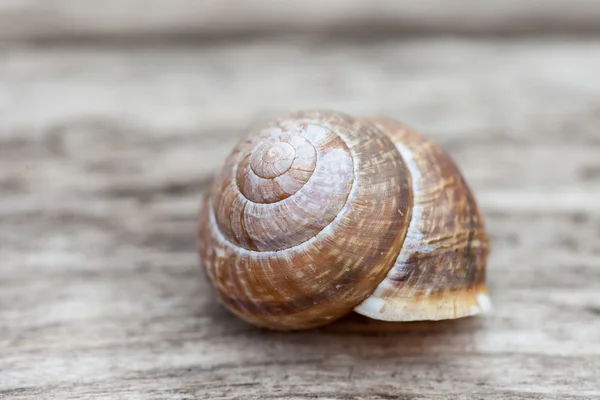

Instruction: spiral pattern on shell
[217,121,355,251]
[198,109,491,330]
[198,110,413,330]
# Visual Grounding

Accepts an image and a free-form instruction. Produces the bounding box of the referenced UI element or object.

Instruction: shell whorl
[354,117,491,321]
[215,119,355,252]
[198,110,413,330]
[238,134,315,204]
[198,110,491,330]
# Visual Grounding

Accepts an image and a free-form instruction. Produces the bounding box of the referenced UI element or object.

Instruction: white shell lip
[354,287,492,322]
[476,292,492,313]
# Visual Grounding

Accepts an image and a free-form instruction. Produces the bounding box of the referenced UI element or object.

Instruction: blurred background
[1,1,600,399]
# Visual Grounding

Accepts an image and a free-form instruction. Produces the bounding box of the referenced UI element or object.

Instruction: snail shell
[197,110,490,331]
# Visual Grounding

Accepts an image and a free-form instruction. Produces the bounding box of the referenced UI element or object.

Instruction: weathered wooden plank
[2,0,600,43]
[1,39,600,195]
[2,39,600,140]
[1,38,600,399]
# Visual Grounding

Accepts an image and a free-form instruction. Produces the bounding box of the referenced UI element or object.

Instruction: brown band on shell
[198,110,413,330]
[354,117,491,321]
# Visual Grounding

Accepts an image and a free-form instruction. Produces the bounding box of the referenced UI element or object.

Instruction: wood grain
[1,38,600,399]
[2,0,600,43]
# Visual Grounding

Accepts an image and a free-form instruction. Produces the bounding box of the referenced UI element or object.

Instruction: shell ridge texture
[209,122,359,254]
[198,109,489,330]
[354,117,491,322]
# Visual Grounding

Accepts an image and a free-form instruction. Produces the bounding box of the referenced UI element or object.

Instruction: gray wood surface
[1,37,600,399]
[2,0,600,42]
